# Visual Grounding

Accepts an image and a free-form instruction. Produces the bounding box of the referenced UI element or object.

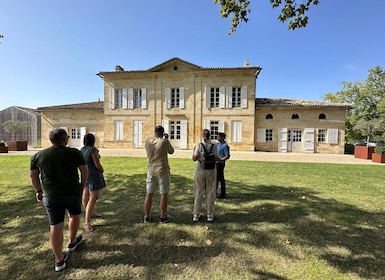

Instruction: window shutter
[122,88,128,109]
[162,119,169,133]
[232,121,242,142]
[219,86,226,108]
[165,87,171,109]
[141,88,147,109]
[241,86,248,108]
[219,120,225,132]
[180,120,188,149]
[179,87,185,108]
[257,128,266,142]
[127,88,134,109]
[109,87,115,109]
[204,120,210,130]
[226,86,233,108]
[205,86,211,108]
[327,128,338,144]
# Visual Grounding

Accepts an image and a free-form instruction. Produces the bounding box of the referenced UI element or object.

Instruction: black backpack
[200,143,216,169]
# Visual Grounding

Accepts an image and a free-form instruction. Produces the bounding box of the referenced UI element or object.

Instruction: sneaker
[192,214,200,222]
[207,214,214,222]
[159,215,172,224]
[55,253,68,272]
[67,234,83,252]
[144,215,152,223]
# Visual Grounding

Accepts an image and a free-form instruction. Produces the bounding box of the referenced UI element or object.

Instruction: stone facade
[36,58,351,153]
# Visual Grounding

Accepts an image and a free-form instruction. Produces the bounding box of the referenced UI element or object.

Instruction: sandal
[84,223,94,232]
[91,213,102,219]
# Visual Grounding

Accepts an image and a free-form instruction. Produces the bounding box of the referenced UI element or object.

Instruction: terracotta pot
[354,146,375,159]
[372,153,385,163]
[0,146,8,153]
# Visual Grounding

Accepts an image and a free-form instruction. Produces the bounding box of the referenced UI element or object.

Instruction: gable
[147,57,202,72]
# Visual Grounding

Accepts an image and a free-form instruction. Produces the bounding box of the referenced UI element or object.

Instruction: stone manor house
[32,57,351,153]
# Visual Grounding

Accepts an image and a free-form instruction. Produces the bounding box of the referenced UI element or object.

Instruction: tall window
[210,87,220,107]
[210,121,219,140]
[114,120,124,140]
[318,129,326,142]
[134,89,142,108]
[71,128,81,140]
[266,129,273,142]
[171,88,180,108]
[232,87,242,108]
[116,89,124,109]
[170,120,181,140]
[292,129,302,142]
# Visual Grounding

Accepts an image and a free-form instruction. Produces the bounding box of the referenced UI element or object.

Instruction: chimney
[243,60,250,67]
[115,65,124,72]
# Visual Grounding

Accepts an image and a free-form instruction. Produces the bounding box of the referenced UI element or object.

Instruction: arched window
[292,113,299,119]
[266,114,273,119]
[319,113,326,120]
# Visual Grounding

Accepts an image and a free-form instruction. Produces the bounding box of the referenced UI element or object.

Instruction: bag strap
[200,143,213,155]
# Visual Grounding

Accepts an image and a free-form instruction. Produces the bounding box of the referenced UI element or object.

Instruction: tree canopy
[215,0,320,34]
[323,66,385,142]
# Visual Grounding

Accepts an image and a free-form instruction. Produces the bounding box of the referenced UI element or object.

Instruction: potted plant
[353,119,383,160]
[2,120,29,151]
[0,141,8,153]
[372,145,385,163]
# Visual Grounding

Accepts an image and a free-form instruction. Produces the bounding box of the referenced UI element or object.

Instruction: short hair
[83,133,95,146]
[49,128,68,144]
[202,129,210,140]
[155,125,164,133]
[218,132,226,139]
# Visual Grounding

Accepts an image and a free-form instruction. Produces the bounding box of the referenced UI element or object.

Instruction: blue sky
[1,0,384,110]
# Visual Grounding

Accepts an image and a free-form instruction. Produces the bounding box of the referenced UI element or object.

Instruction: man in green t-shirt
[30,128,88,272]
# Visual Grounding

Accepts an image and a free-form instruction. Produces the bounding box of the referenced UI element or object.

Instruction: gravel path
[8,148,376,165]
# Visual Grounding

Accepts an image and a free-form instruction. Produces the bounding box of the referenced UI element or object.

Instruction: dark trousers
[216,162,226,197]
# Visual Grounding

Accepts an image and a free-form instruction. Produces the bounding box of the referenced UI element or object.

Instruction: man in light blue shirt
[216,132,230,199]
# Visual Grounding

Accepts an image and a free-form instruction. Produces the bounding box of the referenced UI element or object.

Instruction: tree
[215,0,320,34]
[2,120,29,141]
[353,119,383,146]
[323,66,385,142]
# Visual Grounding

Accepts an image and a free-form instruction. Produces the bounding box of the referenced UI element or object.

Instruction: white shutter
[122,88,128,109]
[162,119,169,133]
[278,128,288,153]
[109,87,115,109]
[327,128,339,144]
[141,88,147,109]
[219,86,226,108]
[80,127,86,144]
[165,87,171,109]
[304,128,315,153]
[226,86,233,108]
[204,120,210,130]
[133,120,143,148]
[180,120,188,149]
[232,121,242,142]
[241,86,248,108]
[257,128,266,143]
[219,120,225,132]
[127,88,134,109]
[179,87,185,109]
[205,86,211,108]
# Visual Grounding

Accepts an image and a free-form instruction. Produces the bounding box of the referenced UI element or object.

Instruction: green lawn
[1,155,385,280]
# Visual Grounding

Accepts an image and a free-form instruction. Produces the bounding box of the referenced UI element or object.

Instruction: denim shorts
[43,195,82,225]
[146,173,170,194]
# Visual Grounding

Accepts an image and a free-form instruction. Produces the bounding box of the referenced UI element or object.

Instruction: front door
[291,129,302,152]
[70,127,86,148]
[162,119,187,149]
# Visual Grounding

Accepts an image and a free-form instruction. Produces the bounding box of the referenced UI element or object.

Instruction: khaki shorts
[146,173,170,194]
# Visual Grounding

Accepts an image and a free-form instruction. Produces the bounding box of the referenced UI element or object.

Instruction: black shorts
[43,195,82,225]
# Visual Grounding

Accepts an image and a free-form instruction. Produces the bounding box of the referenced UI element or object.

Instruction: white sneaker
[207,214,214,222]
[193,214,200,222]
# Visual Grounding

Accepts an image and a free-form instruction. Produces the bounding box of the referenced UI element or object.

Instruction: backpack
[200,143,216,169]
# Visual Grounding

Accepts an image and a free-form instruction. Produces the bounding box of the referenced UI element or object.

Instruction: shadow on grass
[1,172,385,279]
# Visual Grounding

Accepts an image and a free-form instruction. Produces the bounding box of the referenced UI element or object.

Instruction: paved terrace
[6,148,377,165]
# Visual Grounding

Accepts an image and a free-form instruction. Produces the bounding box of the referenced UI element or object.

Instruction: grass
[1,155,385,279]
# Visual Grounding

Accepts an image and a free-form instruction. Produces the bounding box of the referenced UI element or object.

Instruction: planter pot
[354,146,375,159]
[0,146,8,153]
[7,141,27,151]
[372,153,385,163]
